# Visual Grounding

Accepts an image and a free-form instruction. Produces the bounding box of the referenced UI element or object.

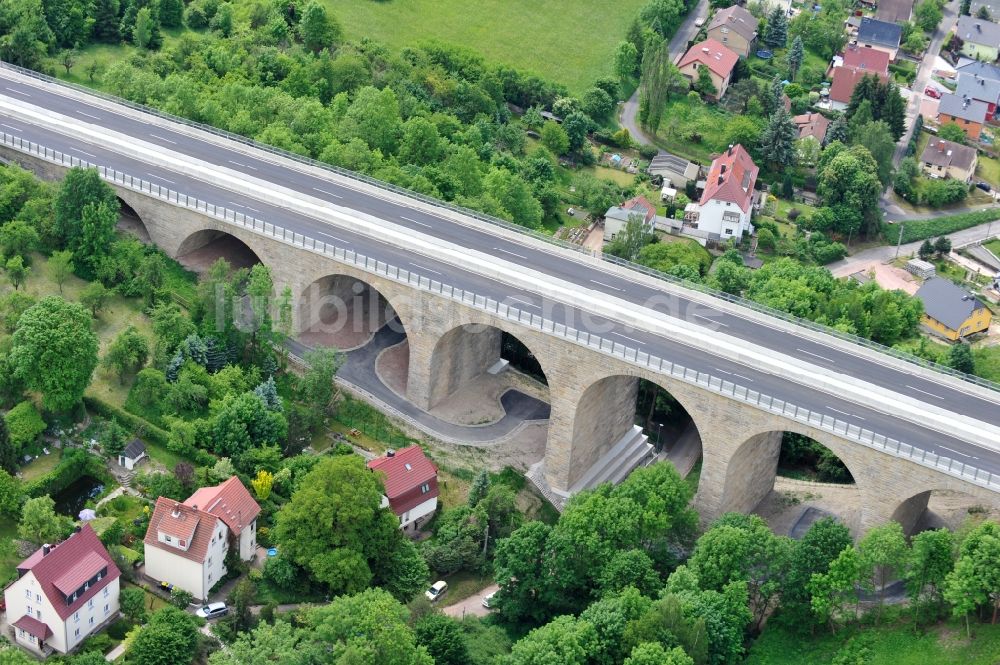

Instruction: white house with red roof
[676,39,739,100]
[143,476,260,600]
[3,525,120,657]
[367,446,439,532]
[603,195,657,242]
[684,144,759,241]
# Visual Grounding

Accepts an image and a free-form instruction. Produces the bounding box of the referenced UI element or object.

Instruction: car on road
[425,581,448,602]
[195,602,228,619]
[482,591,497,608]
[924,86,941,99]
[976,181,992,192]
[694,16,706,27]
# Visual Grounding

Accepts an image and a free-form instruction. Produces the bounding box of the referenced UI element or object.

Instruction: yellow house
[915,278,991,340]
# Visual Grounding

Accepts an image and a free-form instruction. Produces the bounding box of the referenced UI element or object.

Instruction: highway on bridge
[1,69,998,476]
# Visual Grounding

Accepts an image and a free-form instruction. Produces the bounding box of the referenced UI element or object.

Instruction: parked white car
[196,602,228,619]
[425,581,448,602]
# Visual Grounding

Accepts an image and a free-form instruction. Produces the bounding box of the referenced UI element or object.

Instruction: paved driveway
[441,584,498,620]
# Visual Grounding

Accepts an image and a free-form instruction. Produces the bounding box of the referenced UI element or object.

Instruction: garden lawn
[123,582,171,613]
[972,344,1000,382]
[652,97,733,164]
[323,0,648,94]
[20,451,61,482]
[976,154,1000,189]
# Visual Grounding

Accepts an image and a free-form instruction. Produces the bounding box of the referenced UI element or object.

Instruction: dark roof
[915,278,988,331]
[957,15,1000,45]
[971,0,1000,18]
[122,438,145,459]
[957,59,1000,81]
[858,17,902,49]
[920,138,978,171]
[184,476,261,533]
[956,71,1000,105]
[707,5,758,42]
[938,92,989,122]
[648,152,699,178]
[876,0,913,24]
[12,525,120,621]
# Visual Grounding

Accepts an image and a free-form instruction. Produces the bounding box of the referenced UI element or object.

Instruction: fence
[2,59,998,393]
[2,131,998,494]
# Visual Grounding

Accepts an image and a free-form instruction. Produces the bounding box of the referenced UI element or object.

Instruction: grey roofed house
[971,0,1000,19]
[857,17,902,49]
[957,15,1000,46]
[915,278,987,332]
[956,58,1000,80]
[938,92,990,122]
[707,5,758,42]
[122,439,146,460]
[647,151,700,186]
[957,71,1000,105]
[920,137,978,171]
[876,0,913,24]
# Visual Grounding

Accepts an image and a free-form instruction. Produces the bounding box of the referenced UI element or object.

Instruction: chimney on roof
[74,525,81,533]
[42,544,50,556]
[718,175,725,185]
[171,503,180,518]
[702,47,710,53]
[191,504,198,511]
[728,144,734,155]
[977,22,982,31]
[386,449,395,457]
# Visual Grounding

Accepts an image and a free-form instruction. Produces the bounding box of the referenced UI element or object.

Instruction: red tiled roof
[793,112,831,141]
[144,497,219,564]
[700,144,758,212]
[841,46,890,75]
[621,195,656,223]
[11,525,119,621]
[368,446,439,514]
[52,551,107,597]
[13,615,52,640]
[677,39,739,79]
[830,66,888,104]
[184,476,260,533]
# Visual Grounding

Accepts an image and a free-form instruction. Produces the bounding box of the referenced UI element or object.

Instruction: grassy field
[747,618,1000,665]
[325,0,648,94]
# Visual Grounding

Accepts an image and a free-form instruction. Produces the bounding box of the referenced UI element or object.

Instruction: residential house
[367,446,439,532]
[3,525,120,658]
[603,195,657,242]
[118,439,146,471]
[792,112,831,142]
[876,0,914,24]
[829,46,890,110]
[920,137,979,182]
[971,0,1000,19]
[856,17,903,60]
[937,93,989,140]
[647,151,700,188]
[956,58,1000,79]
[956,71,1000,119]
[677,39,739,100]
[956,16,1000,62]
[706,5,758,58]
[915,278,991,340]
[143,476,260,600]
[683,144,759,241]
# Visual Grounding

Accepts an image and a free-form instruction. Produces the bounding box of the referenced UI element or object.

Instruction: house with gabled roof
[683,144,759,241]
[916,278,991,340]
[956,16,1000,62]
[603,194,657,242]
[938,93,989,140]
[920,137,979,183]
[676,39,739,100]
[368,446,439,532]
[706,5,758,58]
[3,525,120,658]
[857,17,902,60]
[143,476,260,600]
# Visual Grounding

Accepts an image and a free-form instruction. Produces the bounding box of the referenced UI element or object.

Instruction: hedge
[5,400,46,451]
[894,208,1000,243]
[23,448,108,498]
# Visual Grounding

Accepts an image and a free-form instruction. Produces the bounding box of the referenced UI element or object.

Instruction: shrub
[638,144,658,159]
[5,400,45,452]
[896,208,1000,242]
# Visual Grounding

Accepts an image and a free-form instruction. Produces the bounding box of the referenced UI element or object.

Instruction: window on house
[74,612,79,623]
[208,558,212,565]
[104,588,109,598]
[180,539,186,547]
[17,628,23,638]
[89,617,94,625]
[104,604,110,613]
[725,229,734,235]
[24,589,30,599]
[75,628,80,638]
[420,483,430,494]
[26,605,33,616]
[208,573,213,581]
[165,535,172,542]
[88,599,94,609]
[36,609,41,619]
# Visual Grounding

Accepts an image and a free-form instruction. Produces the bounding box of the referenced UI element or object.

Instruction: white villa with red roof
[143,476,260,600]
[676,39,739,100]
[684,144,759,241]
[367,446,439,532]
[3,525,120,658]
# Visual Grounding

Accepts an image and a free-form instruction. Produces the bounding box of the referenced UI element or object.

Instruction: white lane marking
[0,123,21,131]
[938,445,977,459]
[612,332,643,345]
[495,247,528,260]
[797,348,834,363]
[715,368,754,383]
[147,173,176,184]
[828,407,864,420]
[506,296,536,308]
[905,384,944,400]
[312,187,343,199]
[228,202,262,213]
[410,263,442,275]
[693,313,729,328]
[400,215,432,228]
[149,133,176,144]
[317,231,349,243]
[590,279,623,292]
[71,148,96,158]
[4,87,30,97]
[228,160,257,171]
[75,110,101,120]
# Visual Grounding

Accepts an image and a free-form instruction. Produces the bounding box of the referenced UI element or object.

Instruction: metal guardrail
[3,131,997,494]
[2,59,998,394]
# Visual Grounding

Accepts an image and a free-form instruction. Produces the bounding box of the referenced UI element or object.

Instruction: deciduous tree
[18,496,70,546]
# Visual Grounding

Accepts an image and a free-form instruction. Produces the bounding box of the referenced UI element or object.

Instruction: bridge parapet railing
[2,59,998,395]
[3,131,998,494]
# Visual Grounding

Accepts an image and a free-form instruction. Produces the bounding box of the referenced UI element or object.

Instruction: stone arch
[175,229,263,274]
[890,486,1000,536]
[424,322,551,413]
[717,424,863,526]
[115,196,151,243]
[297,273,408,352]
[566,373,704,492]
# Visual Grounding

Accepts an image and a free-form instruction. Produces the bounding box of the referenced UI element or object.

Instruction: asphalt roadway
[1,71,999,477]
